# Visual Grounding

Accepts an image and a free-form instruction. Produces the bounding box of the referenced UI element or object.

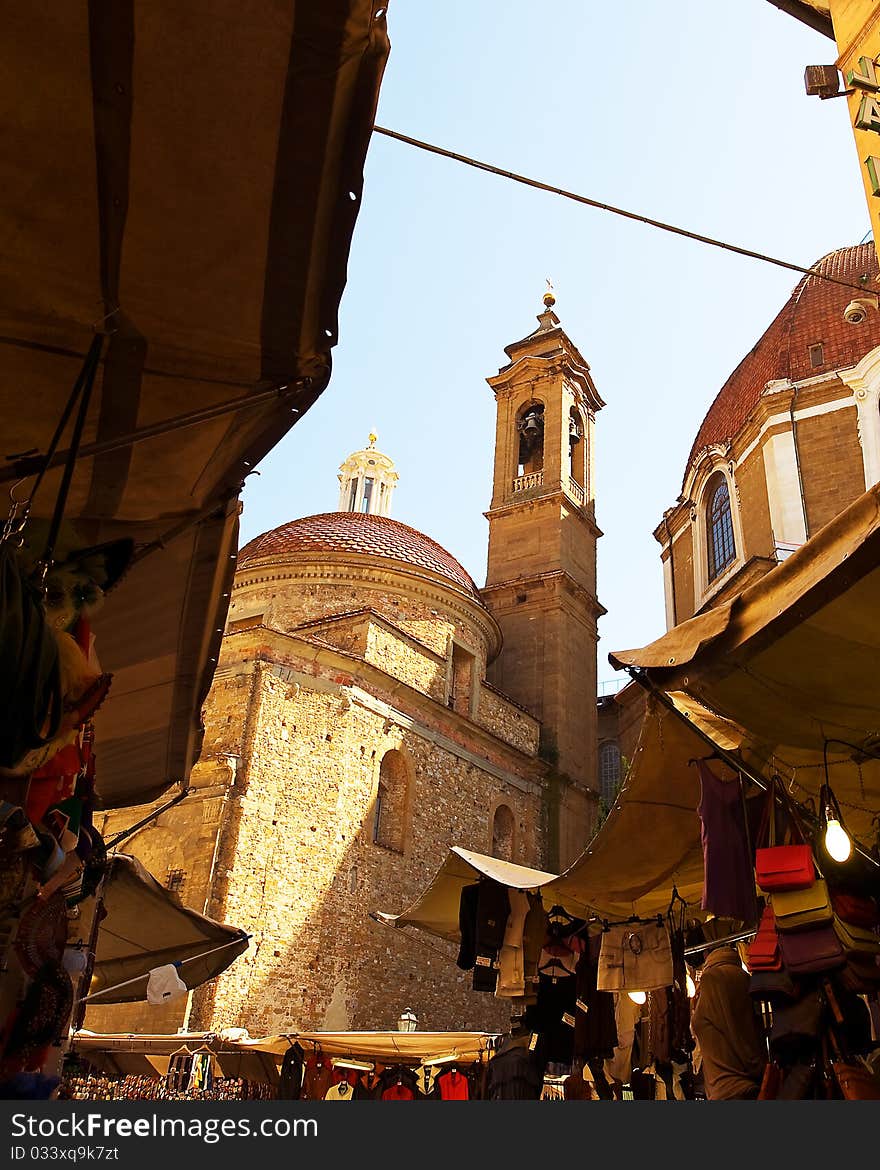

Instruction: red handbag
[830,890,880,930]
[747,905,783,971]
[754,776,815,893]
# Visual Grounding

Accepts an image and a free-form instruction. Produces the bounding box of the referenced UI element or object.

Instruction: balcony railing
[512,471,544,493]
[568,477,585,505]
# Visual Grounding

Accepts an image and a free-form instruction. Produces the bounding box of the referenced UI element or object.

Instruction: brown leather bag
[832,1059,880,1100]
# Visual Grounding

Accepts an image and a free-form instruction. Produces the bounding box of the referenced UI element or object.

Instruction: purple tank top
[695,760,757,923]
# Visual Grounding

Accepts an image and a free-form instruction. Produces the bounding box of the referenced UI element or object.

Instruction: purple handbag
[777,921,845,974]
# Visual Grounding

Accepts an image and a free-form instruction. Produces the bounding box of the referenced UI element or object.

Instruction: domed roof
[685,243,880,484]
[237,512,482,599]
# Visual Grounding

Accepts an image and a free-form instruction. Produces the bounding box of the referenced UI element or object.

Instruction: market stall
[64,1028,499,1100]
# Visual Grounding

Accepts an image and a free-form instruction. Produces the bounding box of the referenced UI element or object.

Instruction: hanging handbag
[835,949,880,994]
[770,877,833,933]
[749,967,801,1001]
[777,921,845,974]
[754,776,815,893]
[768,984,823,1067]
[831,1059,880,1100]
[746,905,783,971]
[832,914,880,955]
[830,890,880,931]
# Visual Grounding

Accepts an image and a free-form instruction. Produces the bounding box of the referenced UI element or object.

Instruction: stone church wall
[189,666,545,1036]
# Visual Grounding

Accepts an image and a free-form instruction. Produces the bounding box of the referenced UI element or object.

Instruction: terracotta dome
[684,243,880,485]
[237,512,482,599]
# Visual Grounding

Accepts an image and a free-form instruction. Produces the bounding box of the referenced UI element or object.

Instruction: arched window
[491,804,515,861]
[706,473,736,582]
[516,402,545,476]
[599,741,621,805]
[373,749,408,852]
[569,407,584,487]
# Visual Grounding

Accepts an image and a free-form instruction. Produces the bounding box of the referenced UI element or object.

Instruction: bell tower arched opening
[516,401,545,476]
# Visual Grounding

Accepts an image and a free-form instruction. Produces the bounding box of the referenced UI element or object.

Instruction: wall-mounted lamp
[397,1007,418,1033]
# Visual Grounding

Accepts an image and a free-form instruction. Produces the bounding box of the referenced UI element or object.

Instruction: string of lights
[373,125,873,296]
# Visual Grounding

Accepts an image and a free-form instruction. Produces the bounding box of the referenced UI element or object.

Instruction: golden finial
[368,430,378,448]
[543,277,556,309]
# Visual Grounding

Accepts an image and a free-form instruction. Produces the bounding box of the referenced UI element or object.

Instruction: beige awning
[69,1028,498,1080]
[373,845,560,943]
[83,853,249,1004]
[547,480,880,919]
[0,2,390,808]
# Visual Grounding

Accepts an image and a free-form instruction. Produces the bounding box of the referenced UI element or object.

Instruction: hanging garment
[522,892,548,1003]
[377,1065,419,1100]
[301,1055,333,1100]
[324,1081,355,1101]
[695,761,758,923]
[145,963,187,1005]
[436,1067,470,1100]
[669,923,694,1059]
[485,1036,544,1100]
[534,971,578,1066]
[573,931,618,1062]
[277,1044,305,1100]
[562,1069,593,1100]
[414,1063,439,1098]
[456,883,480,971]
[603,992,642,1088]
[597,921,674,992]
[495,889,530,998]
[470,879,511,992]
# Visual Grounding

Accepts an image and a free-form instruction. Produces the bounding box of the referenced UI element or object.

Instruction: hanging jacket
[485,1036,544,1100]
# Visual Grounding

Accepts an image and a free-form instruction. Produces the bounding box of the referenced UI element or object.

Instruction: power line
[373,125,873,296]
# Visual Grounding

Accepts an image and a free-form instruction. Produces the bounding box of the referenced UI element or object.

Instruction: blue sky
[239,1,869,687]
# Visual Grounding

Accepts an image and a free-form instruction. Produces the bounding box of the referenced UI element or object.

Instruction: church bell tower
[482,290,605,868]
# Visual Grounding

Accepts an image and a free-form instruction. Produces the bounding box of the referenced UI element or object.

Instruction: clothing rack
[598,913,665,931]
[683,926,757,957]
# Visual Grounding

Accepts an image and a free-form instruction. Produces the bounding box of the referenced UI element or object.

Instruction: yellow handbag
[771,877,833,932]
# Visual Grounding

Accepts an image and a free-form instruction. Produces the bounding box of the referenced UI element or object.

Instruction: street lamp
[397,1007,418,1033]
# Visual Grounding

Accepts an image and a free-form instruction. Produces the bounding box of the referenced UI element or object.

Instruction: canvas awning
[69,1028,498,1081]
[545,480,880,919]
[372,845,560,943]
[82,853,249,1004]
[0,2,390,807]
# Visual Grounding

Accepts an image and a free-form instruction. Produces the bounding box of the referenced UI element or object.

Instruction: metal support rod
[104,785,192,851]
[76,933,252,1005]
[684,927,757,957]
[2,381,306,484]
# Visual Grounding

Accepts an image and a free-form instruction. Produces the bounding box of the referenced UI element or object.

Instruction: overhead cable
[373,125,872,295]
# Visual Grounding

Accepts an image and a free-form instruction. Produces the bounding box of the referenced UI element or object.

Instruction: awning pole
[104,784,191,850]
[76,932,252,1005]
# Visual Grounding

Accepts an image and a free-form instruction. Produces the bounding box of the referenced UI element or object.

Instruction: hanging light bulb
[824,814,852,862]
[820,778,852,863]
[627,990,647,1005]
[685,972,696,999]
